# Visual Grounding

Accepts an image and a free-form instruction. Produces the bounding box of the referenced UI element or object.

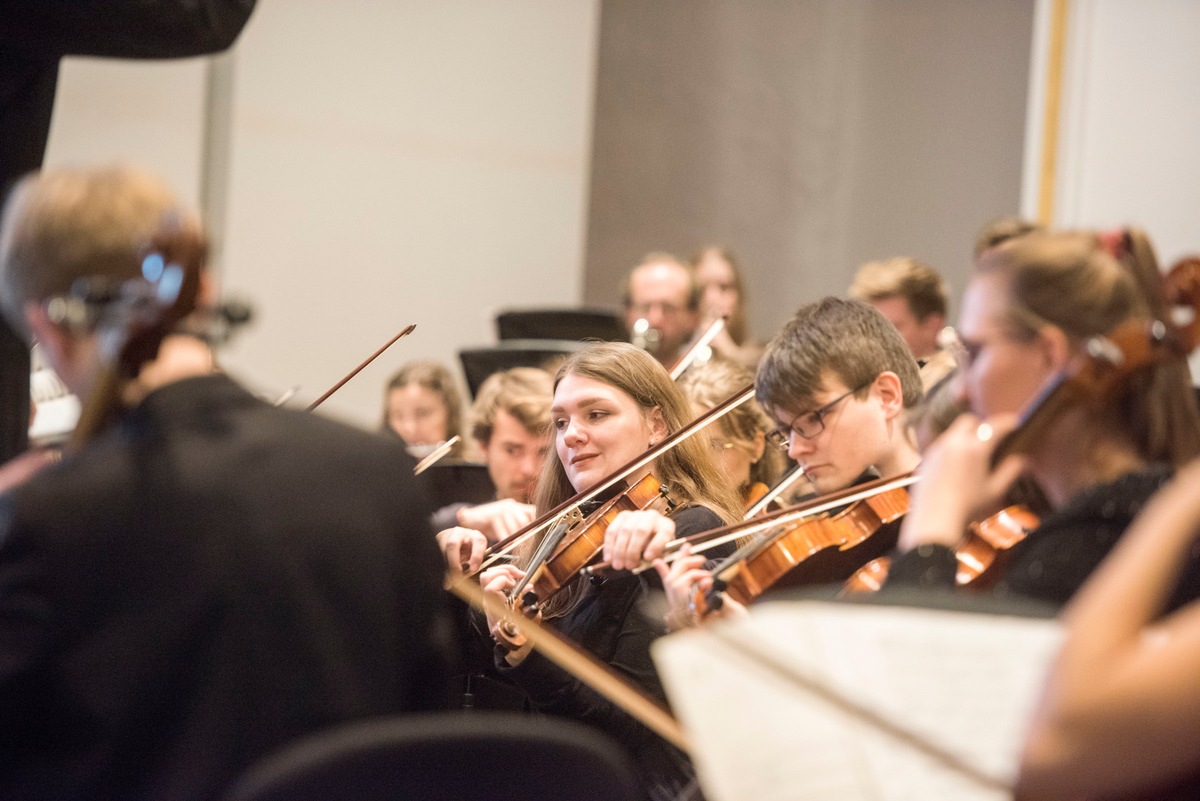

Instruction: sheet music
[652,600,1063,801]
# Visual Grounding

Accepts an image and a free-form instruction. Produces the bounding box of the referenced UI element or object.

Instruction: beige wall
[45,0,601,428]
[38,0,1200,426]
[583,1,1035,338]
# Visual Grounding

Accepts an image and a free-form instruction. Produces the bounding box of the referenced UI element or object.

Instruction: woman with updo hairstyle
[676,358,784,509]
[381,361,465,459]
[479,342,741,800]
[690,245,765,368]
[891,228,1200,609]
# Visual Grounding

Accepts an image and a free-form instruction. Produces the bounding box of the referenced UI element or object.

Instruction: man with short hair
[755,296,923,496]
[433,367,553,569]
[621,253,700,368]
[848,257,948,362]
[638,297,926,613]
[0,165,452,801]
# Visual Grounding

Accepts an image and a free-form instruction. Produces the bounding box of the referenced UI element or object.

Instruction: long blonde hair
[527,342,742,616]
[979,230,1200,467]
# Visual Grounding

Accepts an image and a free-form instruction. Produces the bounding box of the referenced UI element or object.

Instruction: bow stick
[306,324,416,411]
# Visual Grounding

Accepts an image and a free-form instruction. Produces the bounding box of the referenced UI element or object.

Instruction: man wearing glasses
[621,253,701,369]
[755,296,923,496]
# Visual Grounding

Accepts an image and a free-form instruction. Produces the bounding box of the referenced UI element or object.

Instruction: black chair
[495,308,627,343]
[223,712,645,801]
[458,339,582,398]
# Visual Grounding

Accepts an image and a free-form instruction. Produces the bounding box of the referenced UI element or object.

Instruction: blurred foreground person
[0,166,452,801]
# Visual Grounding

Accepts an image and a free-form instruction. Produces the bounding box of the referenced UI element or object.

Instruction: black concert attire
[888,465,1200,610]
[0,374,454,801]
[495,504,725,801]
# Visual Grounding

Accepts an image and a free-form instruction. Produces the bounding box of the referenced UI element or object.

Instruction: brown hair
[756,297,924,415]
[528,342,742,617]
[469,366,553,444]
[689,245,750,344]
[973,216,1043,258]
[848,257,948,321]
[677,358,784,490]
[978,230,1200,466]
[383,361,464,456]
[0,166,198,340]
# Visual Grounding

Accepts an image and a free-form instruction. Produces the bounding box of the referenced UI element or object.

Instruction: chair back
[223,712,644,801]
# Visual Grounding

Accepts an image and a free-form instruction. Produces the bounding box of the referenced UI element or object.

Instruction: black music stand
[495,308,627,343]
[458,339,582,398]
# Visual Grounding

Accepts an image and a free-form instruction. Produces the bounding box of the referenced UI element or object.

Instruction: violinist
[0,166,453,800]
[676,358,785,510]
[657,296,924,625]
[434,367,552,573]
[892,229,1200,609]
[479,341,741,801]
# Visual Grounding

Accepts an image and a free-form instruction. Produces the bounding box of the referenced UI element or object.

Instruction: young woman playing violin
[892,228,1200,609]
[478,341,742,801]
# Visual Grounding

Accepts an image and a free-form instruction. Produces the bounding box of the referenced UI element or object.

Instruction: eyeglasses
[766,380,872,451]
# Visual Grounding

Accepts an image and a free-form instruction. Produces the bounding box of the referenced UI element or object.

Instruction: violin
[473,383,755,575]
[844,253,1200,597]
[698,474,913,613]
[742,481,770,512]
[512,472,676,614]
[843,505,1040,593]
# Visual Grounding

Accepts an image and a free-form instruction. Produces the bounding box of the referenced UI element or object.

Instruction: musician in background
[0,165,452,801]
[848,256,948,364]
[436,366,553,575]
[479,342,741,801]
[381,360,465,459]
[622,252,700,369]
[892,229,1200,609]
[654,297,924,625]
[689,245,765,369]
[676,358,784,509]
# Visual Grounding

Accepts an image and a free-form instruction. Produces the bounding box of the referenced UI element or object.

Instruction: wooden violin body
[522,473,675,611]
[843,505,1040,594]
[706,484,910,610]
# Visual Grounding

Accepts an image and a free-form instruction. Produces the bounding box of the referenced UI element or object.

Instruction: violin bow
[413,435,460,476]
[448,576,690,752]
[305,324,416,412]
[742,464,812,520]
[669,317,726,380]
[476,383,757,572]
[585,471,920,578]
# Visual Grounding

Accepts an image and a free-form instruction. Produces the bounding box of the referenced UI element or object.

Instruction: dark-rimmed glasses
[766,380,872,451]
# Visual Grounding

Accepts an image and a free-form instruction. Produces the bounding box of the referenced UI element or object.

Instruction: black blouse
[497,504,725,801]
[888,465,1200,611]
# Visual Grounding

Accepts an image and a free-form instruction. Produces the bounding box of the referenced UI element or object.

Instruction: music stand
[495,308,627,343]
[458,339,583,398]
